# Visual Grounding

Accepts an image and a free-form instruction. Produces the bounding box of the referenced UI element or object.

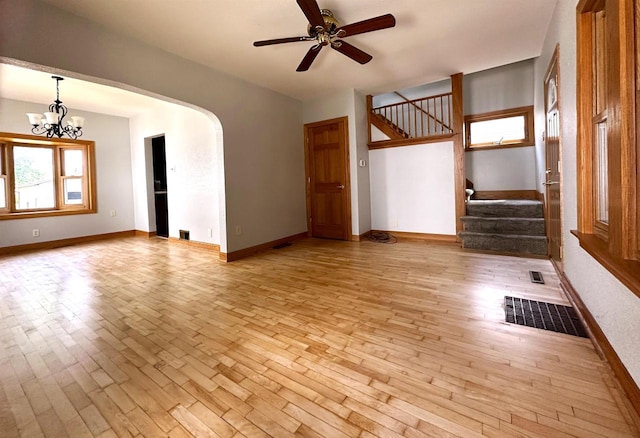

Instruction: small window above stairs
[459,200,547,256]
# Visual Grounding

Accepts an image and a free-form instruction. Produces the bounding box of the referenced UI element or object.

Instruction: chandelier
[26,76,84,140]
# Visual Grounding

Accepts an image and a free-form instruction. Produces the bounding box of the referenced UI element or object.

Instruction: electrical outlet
[207,228,213,238]
[391,219,398,228]
[235,225,242,236]
[32,229,40,237]
[110,209,116,217]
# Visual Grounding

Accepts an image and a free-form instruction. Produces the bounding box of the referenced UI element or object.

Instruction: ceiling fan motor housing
[307,9,339,37]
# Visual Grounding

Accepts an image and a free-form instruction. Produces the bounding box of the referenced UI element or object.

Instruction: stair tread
[467,200,542,206]
[461,216,544,221]
[459,231,546,240]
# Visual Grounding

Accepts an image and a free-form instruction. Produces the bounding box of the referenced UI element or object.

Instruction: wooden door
[305,117,351,240]
[544,46,562,267]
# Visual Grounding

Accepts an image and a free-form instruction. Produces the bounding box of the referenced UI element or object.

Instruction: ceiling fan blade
[336,14,396,37]
[297,0,326,30]
[297,45,323,71]
[253,36,310,47]
[331,41,372,64]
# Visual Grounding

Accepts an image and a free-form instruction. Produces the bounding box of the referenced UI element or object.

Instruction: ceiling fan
[253,0,396,72]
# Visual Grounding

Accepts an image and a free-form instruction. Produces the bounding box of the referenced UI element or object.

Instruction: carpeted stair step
[466,200,543,218]
[460,216,545,236]
[459,231,547,255]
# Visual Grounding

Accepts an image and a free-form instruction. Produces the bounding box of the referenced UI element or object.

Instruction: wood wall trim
[350,231,371,242]
[368,133,455,150]
[372,230,457,243]
[451,73,465,237]
[0,230,136,255]
[558,269,640,425]
[576,5,595,233]
[220,232,308,262]
[134,230,157,238]
[472,190,539,200]
[167,237,220,252]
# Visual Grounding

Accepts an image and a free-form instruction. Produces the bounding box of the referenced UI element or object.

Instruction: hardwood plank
[170,404,220,438]
[0,237,637,438]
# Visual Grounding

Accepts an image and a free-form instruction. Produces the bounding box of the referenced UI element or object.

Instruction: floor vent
[504,296,588,338]
[273,242,292,249]
[529,270,545,284]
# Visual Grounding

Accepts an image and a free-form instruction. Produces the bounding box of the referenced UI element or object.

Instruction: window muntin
[464,106,534,149]
[0,133,96,220]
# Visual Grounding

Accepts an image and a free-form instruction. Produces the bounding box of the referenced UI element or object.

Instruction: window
[575,0,640,297]
[0,132,96,220]
[464,106,534,150]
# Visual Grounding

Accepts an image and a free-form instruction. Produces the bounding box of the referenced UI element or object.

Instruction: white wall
[303,88,372,237]
[464,59,535,115]
[129,103,223,245]
[534,0,640,385]
[0,0,306,253]
[0,98,134,247]
[369,142,456,235]
[465,147,536,191]
[464,59,537,191]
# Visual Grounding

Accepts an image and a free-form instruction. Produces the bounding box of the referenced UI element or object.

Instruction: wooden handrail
[393,91,452,131]
[372,91,453,110]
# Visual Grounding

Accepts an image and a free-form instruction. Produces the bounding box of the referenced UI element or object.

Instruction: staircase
[459,200,547,256]
[370,112,410,140]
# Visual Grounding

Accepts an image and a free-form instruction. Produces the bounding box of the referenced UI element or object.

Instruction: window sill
[465,142,535,152]
[0,208,96,220]
[571,230,640,299]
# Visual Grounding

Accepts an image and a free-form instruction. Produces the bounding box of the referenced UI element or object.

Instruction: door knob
[543,181,558,186]
[337,184,345,189]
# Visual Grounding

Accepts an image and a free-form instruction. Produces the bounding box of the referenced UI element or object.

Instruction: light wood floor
[0,237,638,438]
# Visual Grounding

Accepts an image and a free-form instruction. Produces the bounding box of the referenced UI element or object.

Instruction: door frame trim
[304,116,352,241]
[544,44,563,269]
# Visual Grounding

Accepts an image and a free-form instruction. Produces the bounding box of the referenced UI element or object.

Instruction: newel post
[451,73,465,237]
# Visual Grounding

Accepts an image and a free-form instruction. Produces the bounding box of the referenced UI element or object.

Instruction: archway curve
[0,58,228,253]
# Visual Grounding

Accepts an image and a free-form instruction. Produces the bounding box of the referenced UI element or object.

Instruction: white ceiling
[31,0,557,103]
[0,63,175,118]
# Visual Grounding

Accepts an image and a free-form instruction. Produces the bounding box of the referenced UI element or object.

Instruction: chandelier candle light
[26,76,84,140]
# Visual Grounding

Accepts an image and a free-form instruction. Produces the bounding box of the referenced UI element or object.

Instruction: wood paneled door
[544,45,563,268]
[304,117,351,240]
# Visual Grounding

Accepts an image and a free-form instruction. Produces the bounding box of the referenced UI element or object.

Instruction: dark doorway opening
[152,136,169,238]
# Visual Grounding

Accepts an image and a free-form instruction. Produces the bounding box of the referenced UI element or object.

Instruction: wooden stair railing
[370,112,410,140]
[369,92,454,143]
[394,91,452,132]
